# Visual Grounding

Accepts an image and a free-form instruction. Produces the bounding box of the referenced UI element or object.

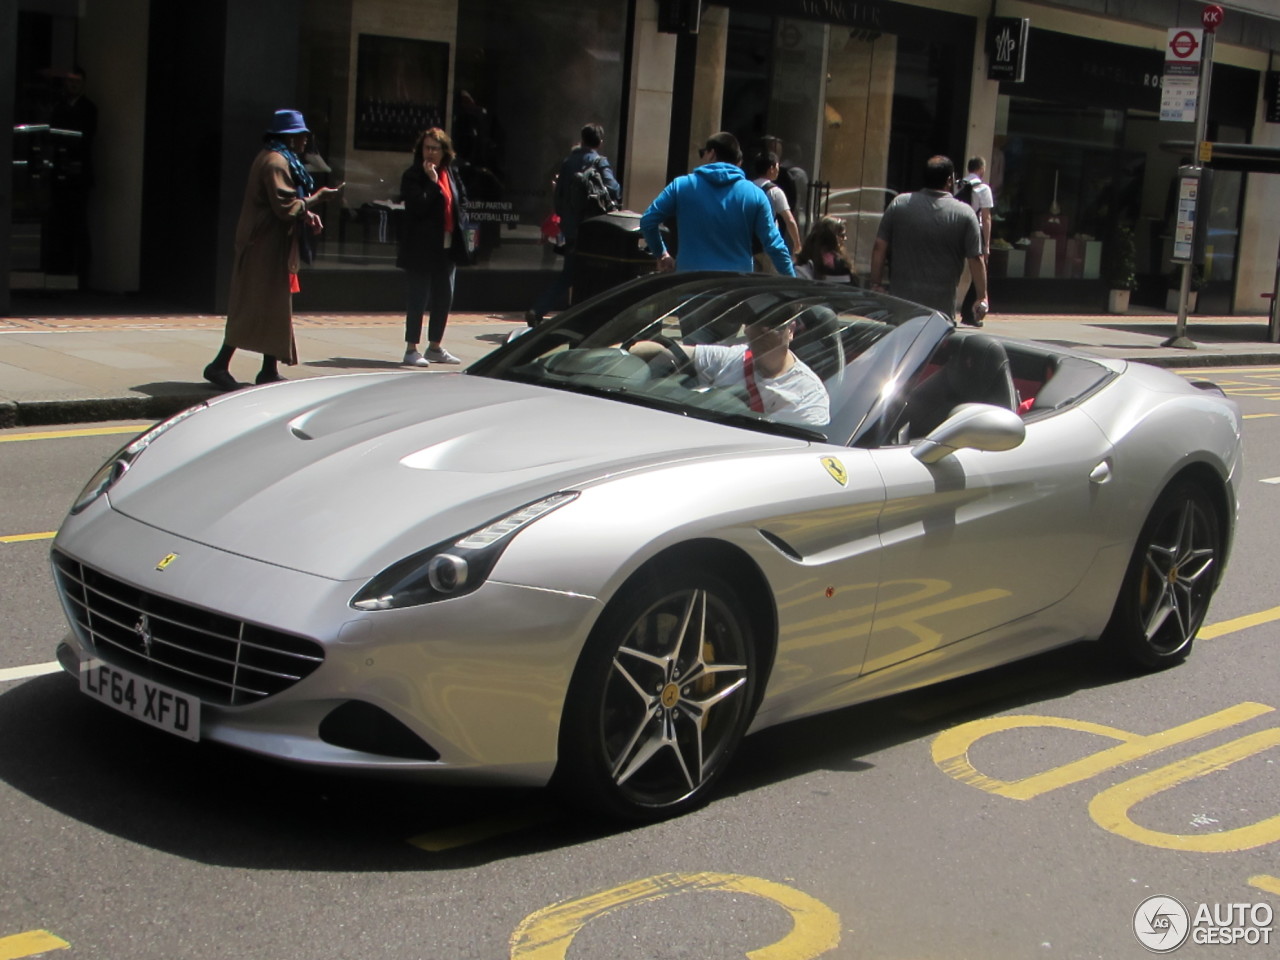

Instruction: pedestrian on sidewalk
[640,131,794,277]
[526,122,621,326]
[868,155,987,322]
[749,150,801,273]
[204,109,342,391]
[956,156,994,326]
[794,216,855,283]
[396,127,474,366]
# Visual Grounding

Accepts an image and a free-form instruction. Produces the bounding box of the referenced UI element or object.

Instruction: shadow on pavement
[1104,321,1276,346]
[0,641,1139,870]
[304,357,407,370]
[720,641,1135,801]
[0,674,604,870]
[130,381,215,398]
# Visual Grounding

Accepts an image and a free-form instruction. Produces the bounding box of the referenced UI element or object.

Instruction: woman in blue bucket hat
[204,109,343,390]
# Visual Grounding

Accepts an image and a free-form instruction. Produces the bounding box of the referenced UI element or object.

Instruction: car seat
[906,333,1017,438]
[790,304,843,381]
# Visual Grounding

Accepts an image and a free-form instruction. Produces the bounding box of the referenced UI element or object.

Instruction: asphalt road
[1,369,1278,959]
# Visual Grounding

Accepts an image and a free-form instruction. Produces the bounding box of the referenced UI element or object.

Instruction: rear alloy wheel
[558,568,758,821]
[1105,481,1220,669]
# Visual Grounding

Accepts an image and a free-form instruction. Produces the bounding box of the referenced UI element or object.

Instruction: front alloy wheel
[558,568,758,820]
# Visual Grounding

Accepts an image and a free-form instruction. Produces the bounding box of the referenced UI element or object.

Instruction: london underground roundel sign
[1169,30,1199,60]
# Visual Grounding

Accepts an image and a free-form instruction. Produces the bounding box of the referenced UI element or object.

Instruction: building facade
[3,0,1279,317]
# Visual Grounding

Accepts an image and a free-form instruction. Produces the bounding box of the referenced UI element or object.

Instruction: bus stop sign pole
[1165,5,1222,349]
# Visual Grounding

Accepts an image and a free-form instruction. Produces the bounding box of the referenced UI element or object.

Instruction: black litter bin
[574,211,670,302]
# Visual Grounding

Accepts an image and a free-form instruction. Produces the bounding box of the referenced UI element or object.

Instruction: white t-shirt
[752,176,791,216]
[963,175,994,213]
[692,344,830,426]
[963,175,994,254]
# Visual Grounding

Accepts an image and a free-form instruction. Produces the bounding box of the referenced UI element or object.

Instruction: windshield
[467,273,945,443]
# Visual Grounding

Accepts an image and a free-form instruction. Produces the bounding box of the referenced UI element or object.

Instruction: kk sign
[987,17,1029,83]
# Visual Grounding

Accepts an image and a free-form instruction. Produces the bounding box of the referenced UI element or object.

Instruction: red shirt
[438,169,455,236]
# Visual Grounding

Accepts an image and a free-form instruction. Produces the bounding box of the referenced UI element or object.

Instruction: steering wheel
[650,334,696,378]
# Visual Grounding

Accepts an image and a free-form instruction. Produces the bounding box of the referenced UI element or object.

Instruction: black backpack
[751,181,786,255]
[567,156,618,222]
[954,177,976,206]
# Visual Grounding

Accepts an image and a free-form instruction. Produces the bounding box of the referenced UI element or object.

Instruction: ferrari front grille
[52,551,324,707]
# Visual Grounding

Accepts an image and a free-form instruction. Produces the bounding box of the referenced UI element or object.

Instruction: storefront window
[988,96,1137,286]
[454,0,627,272]
[10,10,93,293]
[717,6,969,275]
[303,0,627,276]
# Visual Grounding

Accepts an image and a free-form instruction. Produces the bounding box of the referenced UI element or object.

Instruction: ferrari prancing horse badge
[821,456,847,486]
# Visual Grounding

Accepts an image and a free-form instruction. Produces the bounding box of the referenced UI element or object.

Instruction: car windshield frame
[466,272,947,444]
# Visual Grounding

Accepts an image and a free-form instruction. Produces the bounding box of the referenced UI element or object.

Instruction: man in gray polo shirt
[868,155,989,322]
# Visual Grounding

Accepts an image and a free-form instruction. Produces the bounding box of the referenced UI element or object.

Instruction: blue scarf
[266,139,315,197]
[267,140,316,263]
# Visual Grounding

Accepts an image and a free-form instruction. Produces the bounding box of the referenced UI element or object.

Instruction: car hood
[109,373,802,579]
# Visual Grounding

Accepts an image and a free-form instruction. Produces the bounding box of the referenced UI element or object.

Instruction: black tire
[556,565,759,821]
[1103,480,1221,669]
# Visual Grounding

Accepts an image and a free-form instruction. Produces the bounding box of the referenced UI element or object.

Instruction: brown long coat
[224,149,308,363]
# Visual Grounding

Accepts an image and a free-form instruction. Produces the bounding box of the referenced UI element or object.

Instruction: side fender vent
[758,529,803,561]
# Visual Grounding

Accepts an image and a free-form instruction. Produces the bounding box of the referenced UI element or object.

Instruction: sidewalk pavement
[3,307,1280,428]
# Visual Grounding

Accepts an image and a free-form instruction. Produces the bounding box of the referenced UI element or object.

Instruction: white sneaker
[402,349,430,367]
[426,346,461,364]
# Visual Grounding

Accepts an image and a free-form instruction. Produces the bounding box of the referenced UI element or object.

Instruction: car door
[860,406,1115,674]
[747,444,888,726]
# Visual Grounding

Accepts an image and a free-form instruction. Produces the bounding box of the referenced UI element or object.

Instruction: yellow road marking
[0,930,70,959]
[932,702,1273,800]
[1088,727,1280,852]
[1249,874,1280,896]
[1183,366,1280,375]
[0,424,146,443]
[1199,605,1280,640]
[1243,412,1279,419]
[408,806,559,852]
[510,872,841,960]
[0,532,56,544]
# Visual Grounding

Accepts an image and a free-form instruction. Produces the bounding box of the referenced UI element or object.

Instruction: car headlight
[350,492,578,610]
[69,403,208,515]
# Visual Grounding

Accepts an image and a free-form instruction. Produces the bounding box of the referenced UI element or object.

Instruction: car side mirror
[912,403,1026,464]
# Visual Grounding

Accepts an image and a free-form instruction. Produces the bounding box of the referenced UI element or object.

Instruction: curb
[1103,352,1280,369]
[0,394,208,428]
[2,351,1277,429]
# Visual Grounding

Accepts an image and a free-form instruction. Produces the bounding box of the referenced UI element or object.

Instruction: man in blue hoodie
[640,132,794,276]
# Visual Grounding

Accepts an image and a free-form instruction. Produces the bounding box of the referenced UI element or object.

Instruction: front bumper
[52,503,603,786]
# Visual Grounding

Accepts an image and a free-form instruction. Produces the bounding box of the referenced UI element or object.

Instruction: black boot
[204,345,240,391]
[203,364,240,391]
[255,355,284,385]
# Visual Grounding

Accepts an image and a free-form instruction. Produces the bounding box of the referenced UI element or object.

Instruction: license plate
[79,660,200,742]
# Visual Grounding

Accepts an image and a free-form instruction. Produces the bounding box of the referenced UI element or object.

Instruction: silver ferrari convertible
[50,273,1241,820]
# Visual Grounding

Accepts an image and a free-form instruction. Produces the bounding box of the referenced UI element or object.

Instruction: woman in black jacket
[396,128,472,365]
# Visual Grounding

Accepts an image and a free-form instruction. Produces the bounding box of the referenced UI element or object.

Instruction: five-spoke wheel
[557,566,759,820]
[1104,480,1221,669]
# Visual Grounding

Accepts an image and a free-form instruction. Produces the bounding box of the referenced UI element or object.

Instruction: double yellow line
[0,424,148,543]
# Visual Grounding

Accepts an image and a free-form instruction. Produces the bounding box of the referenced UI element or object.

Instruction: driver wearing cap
[632,315,829,426]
